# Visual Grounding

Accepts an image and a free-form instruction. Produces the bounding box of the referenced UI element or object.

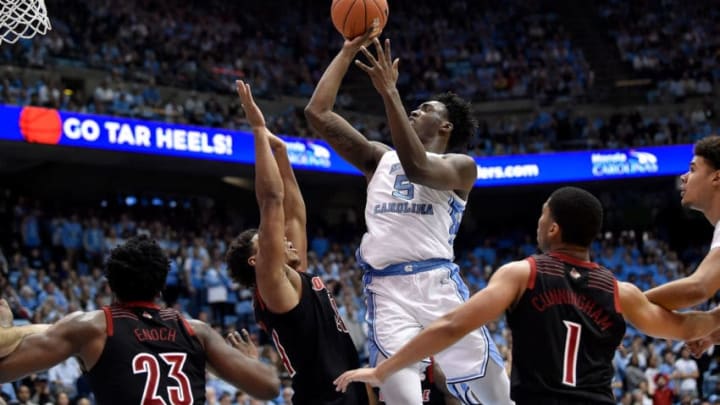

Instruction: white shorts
[362,260,505,383]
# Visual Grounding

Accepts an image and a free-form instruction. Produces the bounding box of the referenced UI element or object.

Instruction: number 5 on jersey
[392,175,414,200]
[133,352,193,405]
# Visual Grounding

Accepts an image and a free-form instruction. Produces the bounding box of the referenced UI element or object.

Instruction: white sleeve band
[711,221,720,250]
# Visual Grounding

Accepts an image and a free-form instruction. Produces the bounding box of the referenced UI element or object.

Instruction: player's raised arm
[644,248,720,310]
[191,320,280,400]
[334,260,529,391]
[266,134,308,271]
[304,27,389,179]
[354,38,477,192]
[619,281,720,340]
[237,81,298,314]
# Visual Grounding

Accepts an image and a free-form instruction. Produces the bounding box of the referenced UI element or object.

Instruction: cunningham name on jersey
[360,152,466,269]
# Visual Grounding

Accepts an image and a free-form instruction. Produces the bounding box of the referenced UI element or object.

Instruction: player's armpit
[620,282,720,341]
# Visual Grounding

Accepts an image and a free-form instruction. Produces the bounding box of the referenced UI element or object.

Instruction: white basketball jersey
[359,151,466,269]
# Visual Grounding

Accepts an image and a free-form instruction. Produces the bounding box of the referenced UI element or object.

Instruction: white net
[0,0,51,45]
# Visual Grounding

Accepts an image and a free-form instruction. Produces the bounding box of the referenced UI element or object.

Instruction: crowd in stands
[2,0,720,158]
[2,66,718,158]
[0,187,719,404]
[471,100,718,156]
[599,0,720,102]
[1,0,591,106]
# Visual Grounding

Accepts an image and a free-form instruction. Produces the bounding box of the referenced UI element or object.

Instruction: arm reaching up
[355,38,477,192]
[236,80,299,314]
[305,28,389,179]
[266,134,307,271]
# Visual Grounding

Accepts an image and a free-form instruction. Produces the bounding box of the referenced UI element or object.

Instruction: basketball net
[0,0,51,45]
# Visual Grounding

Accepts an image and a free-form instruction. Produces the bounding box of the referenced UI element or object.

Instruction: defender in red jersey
[336,187,720,404]
[0,236,280,404]
[226,81,366,405]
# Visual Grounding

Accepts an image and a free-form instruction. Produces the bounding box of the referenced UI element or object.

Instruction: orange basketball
[19,106,62,145]
[331,0,389,40]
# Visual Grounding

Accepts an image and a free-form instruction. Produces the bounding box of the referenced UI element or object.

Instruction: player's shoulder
[370,141,392,153]
[616,280,642,297]
[62,309,104,324]
[493,259,532,281]
[436,152,475,163]
[501,259,532,271]
[52,310,106,339]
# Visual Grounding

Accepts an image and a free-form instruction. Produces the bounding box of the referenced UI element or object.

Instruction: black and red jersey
[255,272,367,405]
[86,302,206,405]
[507,253,626,405]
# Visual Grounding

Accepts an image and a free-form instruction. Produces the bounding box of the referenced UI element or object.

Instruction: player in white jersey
[305,31,512,405]
[646,135,720,354]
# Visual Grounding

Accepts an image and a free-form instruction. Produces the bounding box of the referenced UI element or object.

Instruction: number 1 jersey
[87,303,206,405]
[507,253,626,404]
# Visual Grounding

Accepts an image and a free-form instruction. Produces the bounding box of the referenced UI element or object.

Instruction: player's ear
[440,121,453,134]
[548,222,560,240]
[712,169,720,185]
[248,256,256,267]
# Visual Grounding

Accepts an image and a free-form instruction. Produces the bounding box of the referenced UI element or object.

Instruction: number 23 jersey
[86,303,206,405]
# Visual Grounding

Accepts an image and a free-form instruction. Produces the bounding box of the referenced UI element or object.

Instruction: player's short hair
[548,187,603,247]
[105,235,169,302]
[694,135,720,170]
[226,229,258,288]
[432,92,477,152]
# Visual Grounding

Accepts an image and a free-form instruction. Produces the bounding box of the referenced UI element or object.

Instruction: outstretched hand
[236,80,266,129]
[686,327,720,358]
[686,336,713,358]
[342,19,382,53]
[333,367,382,393]
[226,329,259,360]
[355,38,399,96]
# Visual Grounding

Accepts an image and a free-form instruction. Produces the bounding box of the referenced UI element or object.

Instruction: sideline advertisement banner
[0,105,692,187]
[0,105,356,174]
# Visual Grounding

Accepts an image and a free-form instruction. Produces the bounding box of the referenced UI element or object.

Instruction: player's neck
[550,246,590,262]
[422,138,447,154]
[704,196,720,225]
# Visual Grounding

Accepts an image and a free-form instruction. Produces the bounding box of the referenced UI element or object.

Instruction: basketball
[18,106,63,145]
[331,0,389,40]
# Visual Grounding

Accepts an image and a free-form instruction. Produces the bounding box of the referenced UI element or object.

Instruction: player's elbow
[304,105,328,129]
[686,280,712,304]
[257,190,285,205]
[437,313,473,341]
